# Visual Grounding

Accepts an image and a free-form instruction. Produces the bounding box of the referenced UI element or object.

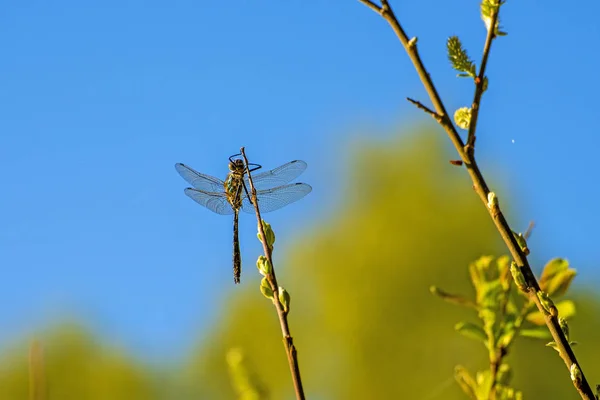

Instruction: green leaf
[510,262,528,292]
[496,386,522,400]
[496,255,510,277]
[479,307,497,336]
[516,390,524,400]
[257,220,276,249]
[511,231,529,255]
[480,281,503,308]
[259,277,274,299]
[504,298,519,315]
[525,310,545,326]
[497,330,515,349]
[481,0,507,36]
[502,312,517,328]
[278,286,290,314]
[496,314,517,347]
[447,36,477,78]
[256,255,272,277]
[454,365,477,399]
[482,76,489,93]
[475,370,492,399]
[546,340,578,352]
[469,255,496,293]
[519,326,552,340]
[540,258,576,297]
[559,317,570,340]
[475,255,495,274]
[526,299,576,325]
[537,291,556,315]
[546,269,576,298]
[540,258,568,284]
[455,322,487,343]
[496,363,512,386]
[556,300,577,319]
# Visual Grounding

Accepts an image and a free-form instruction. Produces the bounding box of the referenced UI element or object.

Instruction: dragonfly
[175,154,312,284]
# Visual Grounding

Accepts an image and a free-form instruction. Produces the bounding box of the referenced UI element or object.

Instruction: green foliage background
[1,128,598,399]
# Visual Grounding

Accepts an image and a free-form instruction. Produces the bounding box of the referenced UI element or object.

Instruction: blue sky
[1,1,599,360]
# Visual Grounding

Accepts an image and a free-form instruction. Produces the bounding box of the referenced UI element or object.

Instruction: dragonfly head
[229,158,245,172]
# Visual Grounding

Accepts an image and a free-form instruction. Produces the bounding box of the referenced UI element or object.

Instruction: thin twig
[239,147,306,400]
[465,7,499,151]
[489,259,514,400]
[407,97,443,123]
[488,348,503,400]
[357,0,382,14]
[430,286,479,309]
[358,1,596,398]
[490,298,536,399]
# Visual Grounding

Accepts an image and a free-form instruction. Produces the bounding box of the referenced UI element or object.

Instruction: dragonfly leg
[229,153,242,163]
[229,153,262,171]
[241,180,259,207]
[248,164,261,172]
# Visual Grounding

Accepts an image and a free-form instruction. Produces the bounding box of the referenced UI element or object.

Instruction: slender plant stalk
[465,6,498,151]
[483,224,535,398]
[358,1,595,399]
[489,274,511,399]
[490,296,537,399]
[28,341,46,400]
[239,147,306,400]
[488,250,532,399]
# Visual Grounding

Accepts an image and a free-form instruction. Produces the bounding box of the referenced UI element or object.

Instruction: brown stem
[239,147,306,400]
[465,7,499,150]
[489,350,500,400]
[28,341,46,400]
[358,1,596,399]
[407,97,443,123]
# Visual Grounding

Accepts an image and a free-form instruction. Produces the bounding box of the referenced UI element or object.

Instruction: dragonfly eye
[234,159,245,170]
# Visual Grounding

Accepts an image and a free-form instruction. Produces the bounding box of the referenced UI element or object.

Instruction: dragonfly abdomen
[233,209,241,284]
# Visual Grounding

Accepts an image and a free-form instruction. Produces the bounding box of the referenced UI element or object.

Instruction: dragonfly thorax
[225,160,246,210]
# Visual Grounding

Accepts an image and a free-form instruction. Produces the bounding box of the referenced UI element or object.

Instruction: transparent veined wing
[245,160,307,190]
[240,183,312,214]
[183,188,235,215]
[175,163,225,193]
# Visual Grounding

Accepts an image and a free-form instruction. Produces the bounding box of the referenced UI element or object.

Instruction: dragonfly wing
[175,163,225,192]
[241,183,312,214]
[245,160,307,190]
[184,188,235,215]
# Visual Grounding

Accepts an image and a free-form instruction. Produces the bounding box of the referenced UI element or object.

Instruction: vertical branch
[465,7,499,151]
[29,341,46,400]
[357,1,596,399]
[239,147,306,400]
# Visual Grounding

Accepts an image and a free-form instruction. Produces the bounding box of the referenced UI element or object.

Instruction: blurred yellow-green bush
[1,129,598,399]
